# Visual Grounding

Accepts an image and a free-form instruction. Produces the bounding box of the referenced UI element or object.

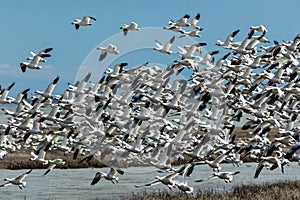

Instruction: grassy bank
[0,149,105,169]
[124,180,300,200]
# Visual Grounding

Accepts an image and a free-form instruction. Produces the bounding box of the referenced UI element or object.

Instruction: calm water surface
[0,163,299,200]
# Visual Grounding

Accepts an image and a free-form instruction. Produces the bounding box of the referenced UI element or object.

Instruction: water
[0,163,299,200]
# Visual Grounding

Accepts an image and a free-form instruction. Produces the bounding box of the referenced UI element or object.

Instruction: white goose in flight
[195,149,232,172]
[174,164,194,194]
[71,16,96,30]
[169,14,190,27]
[10,88,30,104]
[90,168,124,185]
[216,29,240,49]
[135,171,180,190]
[0,82,15,104]
[163,26,185,34]
[97,44,120,61]
[189,13,203,30]
[154,36,175,55]
[179,30,202,38]
[30,142,51,165]
[120,22,140,36]
[177,42,207,59]
[20,53,50,73]
[250,25,268,33]
[35,76,60,99]
[43,158,65,176]
[254,156,284,179]
[0,169,32,190]
[26,48,53,62]
[195,171,240,183]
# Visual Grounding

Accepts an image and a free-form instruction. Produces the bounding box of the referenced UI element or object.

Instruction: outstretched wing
[89,16,96,21]
[0,182,12,187]
[155,40,163,48]
[134,179,160,188]
[254,161,266,179]
[225,29,240,44]
[16,169,33,181]
[195,174,216,182]
[45,76,60,93]
[90,172,102,185]
[190,13,200,25]
[39,48,53,54]
[164,36,175,50]
[123,29,128,36]
[99,50,108,61]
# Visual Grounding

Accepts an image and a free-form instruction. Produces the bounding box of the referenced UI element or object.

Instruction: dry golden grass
[124,180,300,200]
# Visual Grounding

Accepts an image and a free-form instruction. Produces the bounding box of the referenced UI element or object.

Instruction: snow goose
[97,44,120,61]
[43,158,65,176]
[246,30,269,50]
[283,34,300,52]
[20,53,50,73]
[71,16,96,30]
[197,149,233,172]
[68,72,91,95]
[35,76,60,99]
[250,25,268,33]
[0,149,7,160]
[178,30,202,38]
[91,168,124,184]
[41,104,60,122]
[172,58,199,75]
[26,48,53,62]
[174,166,194,194]
[0,169,32,189]
[163,26,185,34]
[0,126,11,147]
[254,156,284,178]
[177,42,207,59]
[0,82,15,104]
[189,13,203,30]
[233,29,255,54]
[154,35,175,55]
[135,171,180,190]
[10,88,30,104]
[284,142,300,160]
[195,171,240,183]
[216,29,240,49]
[198,50,219,66]
[120,22,140,36]
[30,142,51,165]
[15,112,36,131]
[169,14,190,28]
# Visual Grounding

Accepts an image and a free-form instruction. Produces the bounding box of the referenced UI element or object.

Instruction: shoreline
[124,180,300,200]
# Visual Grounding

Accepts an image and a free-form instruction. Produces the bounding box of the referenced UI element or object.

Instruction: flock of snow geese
[0,13,300,194]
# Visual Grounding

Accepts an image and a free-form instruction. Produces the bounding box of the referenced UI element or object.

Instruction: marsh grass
[124,180,300,200]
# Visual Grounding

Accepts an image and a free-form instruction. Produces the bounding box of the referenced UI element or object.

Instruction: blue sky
[0,0,299,96]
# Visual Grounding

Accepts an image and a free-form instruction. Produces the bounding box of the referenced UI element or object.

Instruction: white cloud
[0,63,19,76]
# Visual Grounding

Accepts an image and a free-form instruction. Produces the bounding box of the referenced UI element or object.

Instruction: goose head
[20,62,28,67]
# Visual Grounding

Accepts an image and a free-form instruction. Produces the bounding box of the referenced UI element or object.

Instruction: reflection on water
[0,163,299,199]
